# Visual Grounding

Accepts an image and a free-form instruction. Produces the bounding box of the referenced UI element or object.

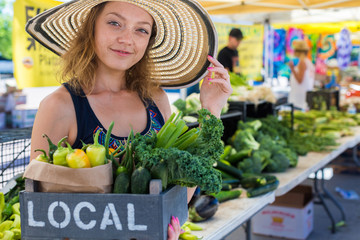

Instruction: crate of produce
[20,179,188,240]
[306,89,339,110]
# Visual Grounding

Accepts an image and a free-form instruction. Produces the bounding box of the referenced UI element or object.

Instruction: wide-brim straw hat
[25,0,218,89]
[293,39,309,52]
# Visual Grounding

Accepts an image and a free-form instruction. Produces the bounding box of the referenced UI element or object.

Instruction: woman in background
[288,39,315,110]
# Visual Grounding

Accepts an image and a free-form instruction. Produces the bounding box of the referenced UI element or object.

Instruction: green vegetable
[53,136,69,166]
[211,190,242,203]
[150,160,168,190]
[34,149,49,163]
[240,174,267,188]
[221,183,232,191]
[87,129,106,167]
[0,192,4,221]
[42,134,57,163]
[120,129,135,175]
[113,168,130,194]
[231,129,260,151]
[179,232,199,240]
[227,148,252,165]
[131,167,151,194]
[2,195,19,222]
[182,221,203,231]
[247,180,279,198]
[133,109,224,193]
[0,230,14,240]
[214,160,243,180]
[11,203,20,216]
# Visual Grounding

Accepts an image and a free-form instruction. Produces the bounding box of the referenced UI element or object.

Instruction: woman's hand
[167,216,181,240]
[200,55,233,118]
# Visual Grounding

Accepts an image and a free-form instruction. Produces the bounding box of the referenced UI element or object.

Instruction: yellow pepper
[0,192,4,221]
[11,228,21,240]
[53,136,69,166]
[65,142,91,168]
[86,130,106,167]
[10,214,20,229]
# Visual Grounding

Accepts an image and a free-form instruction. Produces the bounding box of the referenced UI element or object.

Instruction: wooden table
[191,192,275,240]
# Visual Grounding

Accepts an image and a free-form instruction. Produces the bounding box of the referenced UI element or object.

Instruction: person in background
[288,39,315,110]
[27,1,232,239]
[217,28,244,72]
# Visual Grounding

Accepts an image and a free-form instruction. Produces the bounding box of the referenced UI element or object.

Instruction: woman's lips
[112,49,131,56]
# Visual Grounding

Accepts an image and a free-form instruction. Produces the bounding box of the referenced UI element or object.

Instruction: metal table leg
[241,219,252,240]
[352,145,360,166]
[313,169,346,233]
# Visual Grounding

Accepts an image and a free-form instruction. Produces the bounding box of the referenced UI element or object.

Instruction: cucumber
[246,180,279,198]
[211,190,242,203]
[113,171,130,193]
[240,175,267,189]
[214,160,243,180]
[227,149,252,165]
[131,167,151,194]
[221,183,232,191]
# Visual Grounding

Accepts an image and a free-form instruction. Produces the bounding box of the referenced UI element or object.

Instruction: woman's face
[94,2,153,72]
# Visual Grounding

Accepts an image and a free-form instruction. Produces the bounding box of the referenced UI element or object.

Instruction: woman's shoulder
[38,85,74,115]
[151,88,171,121]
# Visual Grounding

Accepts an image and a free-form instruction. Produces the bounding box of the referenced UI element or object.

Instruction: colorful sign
[215,22,264,80]
[12,0,62,88]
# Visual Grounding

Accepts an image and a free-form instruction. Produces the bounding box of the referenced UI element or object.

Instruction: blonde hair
[60,2,159,100]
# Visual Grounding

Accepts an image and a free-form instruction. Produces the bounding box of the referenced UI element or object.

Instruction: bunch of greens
[132,109,224,193]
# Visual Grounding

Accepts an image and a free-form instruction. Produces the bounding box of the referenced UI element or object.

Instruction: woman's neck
[92,66,127,94]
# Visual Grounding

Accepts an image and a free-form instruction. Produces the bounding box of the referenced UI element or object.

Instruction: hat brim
[26,0,218,89]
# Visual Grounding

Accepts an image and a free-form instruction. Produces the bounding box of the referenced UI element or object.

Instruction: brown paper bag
[23,160,113,193]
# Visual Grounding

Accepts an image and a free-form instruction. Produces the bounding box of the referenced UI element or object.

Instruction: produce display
[0,176,24,239]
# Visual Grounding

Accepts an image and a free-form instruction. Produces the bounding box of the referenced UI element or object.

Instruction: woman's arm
[200,55,233,118]
[290,59,307,84]
[30,86,76,160]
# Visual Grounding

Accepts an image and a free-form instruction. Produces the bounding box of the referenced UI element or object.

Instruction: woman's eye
[138,28,149,34]
[108,21,120,27]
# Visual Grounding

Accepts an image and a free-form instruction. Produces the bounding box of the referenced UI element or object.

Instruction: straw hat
[25,0,218,89]
[293,39,309,51]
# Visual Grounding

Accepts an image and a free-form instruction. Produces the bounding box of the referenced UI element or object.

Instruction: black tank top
[63,83,165,151]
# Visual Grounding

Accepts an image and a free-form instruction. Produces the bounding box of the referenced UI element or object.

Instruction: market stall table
[191,192,275,240]
[275,126,360,196]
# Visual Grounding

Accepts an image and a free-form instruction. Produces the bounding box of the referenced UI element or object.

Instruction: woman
[27,0,231,239]
[288,39,315,110]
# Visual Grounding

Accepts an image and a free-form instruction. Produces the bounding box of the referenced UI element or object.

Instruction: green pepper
[10,214,20,229]
[34,149,49,163]
[86,129,106,167]
[2,195,19,222]
[0,221,13,232]
[42,134,57,163]
[11,228,21,240]
[1,230,14,240]
[53,136,69,166]
[11,203,20,216]
[0,192,4,221]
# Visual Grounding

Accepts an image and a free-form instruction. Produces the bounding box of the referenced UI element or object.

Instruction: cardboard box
[20,182,188,240]
[252,185,314,240]
[11,105,37,128]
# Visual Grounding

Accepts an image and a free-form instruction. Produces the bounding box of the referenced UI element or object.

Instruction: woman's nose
[117,28,133,45]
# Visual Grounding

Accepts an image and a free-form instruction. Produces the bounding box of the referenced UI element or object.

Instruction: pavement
[225,149,360,240]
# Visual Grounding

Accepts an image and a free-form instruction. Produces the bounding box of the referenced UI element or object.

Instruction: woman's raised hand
[200,55,233,118]
[167,216,182,240]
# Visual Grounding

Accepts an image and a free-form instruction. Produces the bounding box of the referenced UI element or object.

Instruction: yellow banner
[12,0,62,88]
[214,22,264,81]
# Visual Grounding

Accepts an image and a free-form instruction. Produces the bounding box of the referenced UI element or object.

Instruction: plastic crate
[306,89,339,110]
[0,127,32,188]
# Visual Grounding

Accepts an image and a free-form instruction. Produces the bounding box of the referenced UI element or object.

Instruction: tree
[0,0,13,60]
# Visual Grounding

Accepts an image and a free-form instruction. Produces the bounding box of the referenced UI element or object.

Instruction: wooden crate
[20,180,188,240]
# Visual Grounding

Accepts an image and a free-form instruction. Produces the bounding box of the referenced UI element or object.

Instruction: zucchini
[214,160,243,180]
[113,171,130,193]
[221,183,232,191]
[240,175,267,189]
[131,167,151,194]
[227,149,252,165]
[211,190,242,203]
[246,180,279,198]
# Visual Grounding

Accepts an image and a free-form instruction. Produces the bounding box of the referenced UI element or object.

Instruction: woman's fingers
[167,216,181,240]
[207,55,223,68]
